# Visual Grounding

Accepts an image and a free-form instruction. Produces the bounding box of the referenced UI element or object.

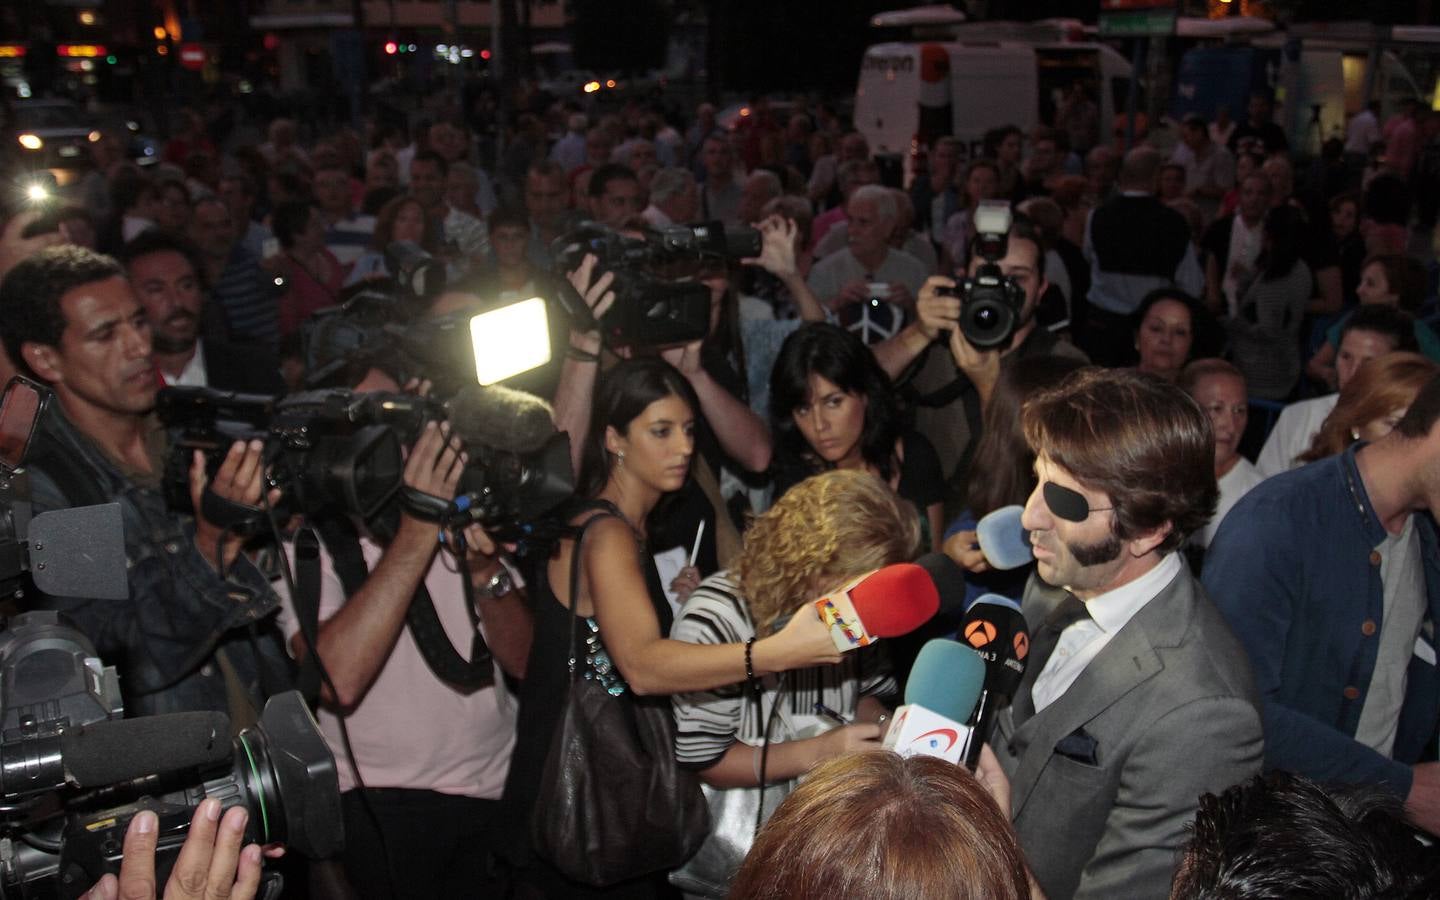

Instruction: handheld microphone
[812,563,940,652]
[884,639,986,763]
[959,594,1031,768]
[975,505,1032,570]
[913,552,969,619]
[1,711,231,798]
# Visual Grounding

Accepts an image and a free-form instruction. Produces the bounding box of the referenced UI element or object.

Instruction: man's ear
[1126,520,1172,560]
[21,343,61,384]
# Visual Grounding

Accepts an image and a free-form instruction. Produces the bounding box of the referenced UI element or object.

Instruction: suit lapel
[1007,570,1193,818]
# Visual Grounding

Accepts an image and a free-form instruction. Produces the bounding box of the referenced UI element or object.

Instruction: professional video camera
[302,243,553,398]
[942,200,1027,349]
[550,220,761,348]
[0,378,341,899]
[157,385,576,547]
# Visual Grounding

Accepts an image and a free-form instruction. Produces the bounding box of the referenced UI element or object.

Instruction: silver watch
[474,566,515,600]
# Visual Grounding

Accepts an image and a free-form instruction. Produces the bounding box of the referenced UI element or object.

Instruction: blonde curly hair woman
[669,469,921,895]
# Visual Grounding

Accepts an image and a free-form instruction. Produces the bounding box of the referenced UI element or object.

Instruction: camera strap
[313,519,494,694]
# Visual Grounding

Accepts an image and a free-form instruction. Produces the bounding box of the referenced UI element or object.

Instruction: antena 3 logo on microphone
[814,572,878,651]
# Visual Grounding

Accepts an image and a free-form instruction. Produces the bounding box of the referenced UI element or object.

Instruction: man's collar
[1084,552,1182,634]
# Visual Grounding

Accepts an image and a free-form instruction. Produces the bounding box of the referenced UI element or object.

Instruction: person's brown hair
[1021,367,1217,553]
[728,751,1029,900]
[1362,253,1427,313]
[369,194,441,253]
[1302,352,1438,461]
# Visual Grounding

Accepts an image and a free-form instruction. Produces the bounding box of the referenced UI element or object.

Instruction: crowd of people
[2,82,1440,899]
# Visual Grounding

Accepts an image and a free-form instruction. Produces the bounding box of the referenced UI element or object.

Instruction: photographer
[0,246,293,721]
[274,368,532,899]
[872,214,1087,518]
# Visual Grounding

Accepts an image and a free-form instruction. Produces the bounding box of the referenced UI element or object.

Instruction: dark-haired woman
[1226,205,1312,400]
[272,201,343,337]
[502,357,841,898]
[770,322,944,552]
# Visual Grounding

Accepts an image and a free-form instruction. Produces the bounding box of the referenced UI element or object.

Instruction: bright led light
[470,297,551,386]
[17,134,42,150]
[25,183,50,203]
[584,81,600,93]
[605,79,616,88]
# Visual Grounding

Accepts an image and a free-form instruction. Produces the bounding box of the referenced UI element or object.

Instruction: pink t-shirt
[1382,115,1418,177]
[275,537,518,798]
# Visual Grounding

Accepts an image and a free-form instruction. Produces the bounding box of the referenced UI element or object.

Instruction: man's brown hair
[1022,367,1217,553]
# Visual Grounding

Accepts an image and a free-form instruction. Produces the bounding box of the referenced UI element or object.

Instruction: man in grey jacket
[989,367,1263,899]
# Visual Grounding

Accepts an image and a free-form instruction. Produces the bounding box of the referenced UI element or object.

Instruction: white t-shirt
[1198,457,1264,548]
[1255,394,1339,479]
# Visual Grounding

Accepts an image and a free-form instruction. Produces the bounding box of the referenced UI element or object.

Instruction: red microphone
[813,563,940,652]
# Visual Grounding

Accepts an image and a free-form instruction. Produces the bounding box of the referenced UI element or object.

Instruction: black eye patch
[1043,481,1113,523]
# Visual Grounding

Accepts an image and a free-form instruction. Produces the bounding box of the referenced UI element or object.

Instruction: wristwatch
[473,565,515,600]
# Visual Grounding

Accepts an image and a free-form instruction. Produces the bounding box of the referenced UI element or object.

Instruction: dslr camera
[945,200,1027,349]
[551,220,761,348]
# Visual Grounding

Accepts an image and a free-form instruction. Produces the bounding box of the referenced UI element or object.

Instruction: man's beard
[1069,531,1123,567]
[153,312,199,354]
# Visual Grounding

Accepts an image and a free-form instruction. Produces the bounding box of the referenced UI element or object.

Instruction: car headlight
[17,134,42,151]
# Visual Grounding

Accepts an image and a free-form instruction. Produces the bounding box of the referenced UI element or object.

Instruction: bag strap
[563,500,624,684]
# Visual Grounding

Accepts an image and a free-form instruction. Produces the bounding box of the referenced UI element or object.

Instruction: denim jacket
[1203,442,1440,798]
[24,406,292,720]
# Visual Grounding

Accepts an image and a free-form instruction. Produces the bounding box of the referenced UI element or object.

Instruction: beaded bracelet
[744,636,758,685]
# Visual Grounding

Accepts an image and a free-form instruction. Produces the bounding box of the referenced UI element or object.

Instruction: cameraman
[274,369,531,899]
[872,215,1087,517]
[0,246,292,721]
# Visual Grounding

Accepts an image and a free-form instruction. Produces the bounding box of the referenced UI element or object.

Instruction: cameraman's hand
[0,210,66,281]
[742,215,800,281]
[659,340,702,377]
[947,322,1001,407]
[915,276,960,341]
[566,253,617,354]
[191,441,272,573]
[80,800,263,900]
[400,421,466,534]
[887,281,915,311]
[834,280,870,311]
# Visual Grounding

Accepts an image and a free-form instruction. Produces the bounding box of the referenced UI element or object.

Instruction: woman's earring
[1351,427,1361,441]
[617,450,626,466]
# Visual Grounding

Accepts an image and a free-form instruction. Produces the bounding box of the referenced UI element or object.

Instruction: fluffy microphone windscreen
[448,384,556,454]
[976,505,1033,571]
[62,711,232,788]
[904,639,986,724]
[848,563,941,637]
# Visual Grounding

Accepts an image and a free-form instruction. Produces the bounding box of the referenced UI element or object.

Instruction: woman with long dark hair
[769,322,944,551]
[503,357,840,898]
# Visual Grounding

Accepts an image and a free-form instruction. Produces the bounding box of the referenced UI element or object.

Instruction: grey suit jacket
[990,564,1263,900]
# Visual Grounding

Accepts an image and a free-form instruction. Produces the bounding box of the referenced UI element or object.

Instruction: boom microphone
[1,711,231,797]
[447,384,557,454]
[811,563,940,652]
[958,593,1031,768]
[884,639,985,763]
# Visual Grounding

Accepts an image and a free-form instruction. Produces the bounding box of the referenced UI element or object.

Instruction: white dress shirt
[1031,552,1183,714]
[159,340,208,388]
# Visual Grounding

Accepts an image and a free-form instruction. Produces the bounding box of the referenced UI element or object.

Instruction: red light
[262,33,279,51]
[384,41,398,55]
[480,49,491,60]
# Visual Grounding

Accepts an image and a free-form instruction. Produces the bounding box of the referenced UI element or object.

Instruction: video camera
[550,220,761,348]
[0,378,341,899]
[157,385,575,547]
[942,200,1027,349]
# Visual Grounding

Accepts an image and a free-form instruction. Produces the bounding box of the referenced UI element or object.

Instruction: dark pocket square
[1055,729,1100,766]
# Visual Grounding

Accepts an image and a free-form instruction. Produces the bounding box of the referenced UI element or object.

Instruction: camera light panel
[470,297,551,386]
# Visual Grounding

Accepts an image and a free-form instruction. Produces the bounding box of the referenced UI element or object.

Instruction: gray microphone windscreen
[448,384,556,454]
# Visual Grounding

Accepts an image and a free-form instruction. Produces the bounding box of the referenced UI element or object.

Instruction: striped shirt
[671,572,896,771]
[211,247,279,349]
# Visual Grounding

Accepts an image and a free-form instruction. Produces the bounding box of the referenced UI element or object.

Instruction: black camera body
[551,221,761,348]
[946,201,1027,350]
[157,387,421,525]
[0,614,341,899]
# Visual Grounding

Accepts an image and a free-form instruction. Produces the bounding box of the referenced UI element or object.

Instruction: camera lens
[974,306,998,328]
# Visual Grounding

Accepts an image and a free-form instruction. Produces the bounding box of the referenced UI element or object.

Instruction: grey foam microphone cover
[447,384,556,454]
[975,505,1033,571]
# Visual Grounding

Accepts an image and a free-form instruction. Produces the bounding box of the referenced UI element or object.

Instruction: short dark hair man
[1205,371,1440,838]
[0,245,290,718]
[873,216,1087,516]
[586,163,643,228]
[119,230,284,394]
[991,367,1263,899]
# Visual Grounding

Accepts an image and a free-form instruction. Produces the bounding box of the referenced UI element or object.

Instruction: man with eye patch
[987,367,1263,900]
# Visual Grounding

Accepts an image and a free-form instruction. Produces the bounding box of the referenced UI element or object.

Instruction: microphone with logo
[882,639,986,764]
[958,593,1031,768]
[782,563,941,652]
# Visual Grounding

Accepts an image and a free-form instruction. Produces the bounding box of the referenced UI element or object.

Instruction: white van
[854,39,1133,174]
